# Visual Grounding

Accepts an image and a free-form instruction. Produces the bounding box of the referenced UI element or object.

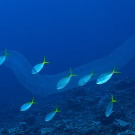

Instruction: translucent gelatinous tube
[1,34,135,97]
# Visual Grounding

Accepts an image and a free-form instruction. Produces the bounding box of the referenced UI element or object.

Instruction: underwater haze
[0,0,135,134]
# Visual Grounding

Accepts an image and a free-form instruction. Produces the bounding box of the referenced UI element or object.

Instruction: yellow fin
[31,97,37,104]
[112,67,121,74]
[90,69,97,76]
[111,95,117,103]
[42,57,50,64]
[54,106,61,113]
[4,49,11,56]
[69,68,78,77]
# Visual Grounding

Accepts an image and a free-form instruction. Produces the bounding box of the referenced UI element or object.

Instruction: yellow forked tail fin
[54,106,61,113]
[42,57,50,64]
[112,67,121,74]
[69,68,78,77]
[31,97,37,104]
[90,69,97,76]
[4,49,11,56]
[111,95,117,103]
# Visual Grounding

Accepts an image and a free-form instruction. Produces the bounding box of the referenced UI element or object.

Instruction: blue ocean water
[0,0,135,134]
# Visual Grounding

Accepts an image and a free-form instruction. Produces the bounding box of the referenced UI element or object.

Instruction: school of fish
[0,49,121,122]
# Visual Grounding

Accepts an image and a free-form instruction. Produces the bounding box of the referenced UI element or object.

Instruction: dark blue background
[0,0,135,74]
[0,0,135,129]
[0,0,135,123]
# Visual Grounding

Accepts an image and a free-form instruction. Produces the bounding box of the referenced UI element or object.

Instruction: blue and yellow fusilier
[45,106,61,121]
[105,95,117,117]
[32,57,50,74]
[96,67,121,84]
[20,97,37,111]
[57,68,78,90]
[78,70,96,86]
[0,49,10,65]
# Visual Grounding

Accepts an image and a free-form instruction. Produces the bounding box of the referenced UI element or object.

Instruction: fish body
[32,63,44,74]
[57,76,71,90]
[105,95,117,117]
[105,102,113,117]
[57,68,78,90]
[97,72,112,84]
[78,70,96,86]
[32,57,50,74]
[45,111,56,121]
[97,67,121,84]
[0,49,10,65]
[0,55,6,65]
[20,102,32,111]
[78,75,91,86]
[45,106,60,121]
[20,97,37,111]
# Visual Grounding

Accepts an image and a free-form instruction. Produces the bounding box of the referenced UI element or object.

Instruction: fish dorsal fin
[69,68,78,77]
[4,49,11,56]
[90,69,97,76]
[111,95,117,103]
[54,106,61,113]
[112,67,121,74]
[42,57,50,64]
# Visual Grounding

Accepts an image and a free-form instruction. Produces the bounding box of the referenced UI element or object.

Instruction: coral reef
[0,77,135,135]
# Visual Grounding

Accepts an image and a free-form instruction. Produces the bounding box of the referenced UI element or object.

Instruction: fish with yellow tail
[20,97,37,111]
[45,106,61,121]
[105,95,117,117]
[96,67,121,84]
[57,68,78,90]
[0,49,11,65]
[32,57,50,74]
[78,70,97,86]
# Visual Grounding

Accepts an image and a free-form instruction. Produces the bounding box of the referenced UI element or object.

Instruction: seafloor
[0,77,135,135]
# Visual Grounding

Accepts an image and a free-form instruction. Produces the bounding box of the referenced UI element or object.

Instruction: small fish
[78,70,96,86]
[57,68,78,90]
[20,97,37,111]
[45,106,61,121]
[0,49,10,65]
[32,57,50,74]
[105,95,117,117]
[96,67,121,84]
